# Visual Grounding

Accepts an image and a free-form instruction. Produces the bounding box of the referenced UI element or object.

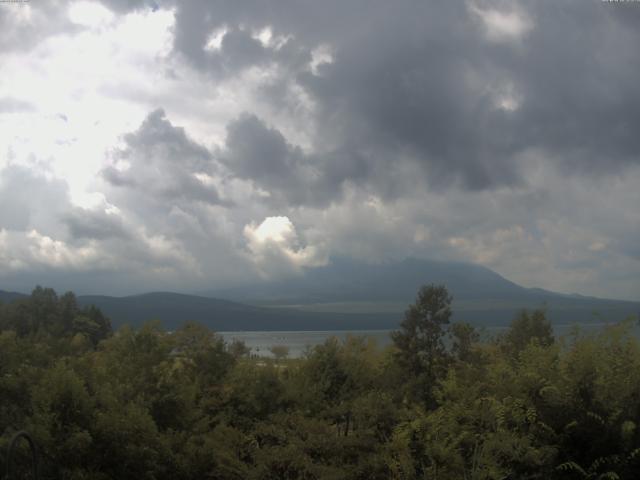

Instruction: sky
[0,0,639,300]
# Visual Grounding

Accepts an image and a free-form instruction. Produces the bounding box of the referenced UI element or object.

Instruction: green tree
[270,345,290,363]
[228,339,251,359]
[500,309,554,358]
[450,321,480,364]
[391,284,452,406]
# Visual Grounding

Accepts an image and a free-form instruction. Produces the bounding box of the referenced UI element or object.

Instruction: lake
[219,330,394,358]
[219,322,630,358]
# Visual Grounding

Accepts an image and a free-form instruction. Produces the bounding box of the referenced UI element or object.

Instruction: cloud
[0,166,110,276]
[204,28,271,75]
[0,0,638,300]
[468,2,533,42]
[0,97,35,113]
[68,1,115,27]
[0,165,70,235]
[167,0,640,191]
[63,207,131,241]
[0,228,100,272]
[244,216,327,277]
[0,0,79,54]
[102,108,227,208]
[98,0,156,14]
[0,154,237,294]
[222,113,376,207]
[221,114,323,206]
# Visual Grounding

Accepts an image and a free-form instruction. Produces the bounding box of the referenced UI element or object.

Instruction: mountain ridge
[2,258,638,330]
[208,257,637,305]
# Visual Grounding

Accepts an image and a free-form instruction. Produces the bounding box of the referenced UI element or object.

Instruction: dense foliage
[1,285,640,479]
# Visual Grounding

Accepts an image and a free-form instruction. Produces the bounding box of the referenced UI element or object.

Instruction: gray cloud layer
[165,0,640,194]
[1,0,638,299]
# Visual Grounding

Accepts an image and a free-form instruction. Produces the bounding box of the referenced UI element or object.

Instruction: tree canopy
[1,286,639,479]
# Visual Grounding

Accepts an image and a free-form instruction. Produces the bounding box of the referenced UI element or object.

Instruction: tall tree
[391,284,452,406]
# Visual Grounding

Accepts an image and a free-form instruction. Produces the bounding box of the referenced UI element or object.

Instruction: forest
[1,285,640,479]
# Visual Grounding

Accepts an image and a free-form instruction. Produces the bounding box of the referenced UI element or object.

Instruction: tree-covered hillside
[1,286,640,479]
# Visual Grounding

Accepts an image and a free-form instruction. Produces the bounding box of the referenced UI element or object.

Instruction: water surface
[220,322,631,358]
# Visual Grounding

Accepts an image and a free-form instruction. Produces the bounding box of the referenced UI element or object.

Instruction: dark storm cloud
[222,114,369,207]
[499,2,640,174]
[102,108,227,208]
[224,114,297,182]
[205,29,271,75]
[222,114,316,205]
[298,0,640,186]
[63,208,131,241]
[171,16,309,79]
[167,0,640,193]
[0,0,637,299]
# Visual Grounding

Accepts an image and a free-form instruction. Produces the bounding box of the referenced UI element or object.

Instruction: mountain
[211,257,524,304]
[208,257,640,327]
[2,258,638,330]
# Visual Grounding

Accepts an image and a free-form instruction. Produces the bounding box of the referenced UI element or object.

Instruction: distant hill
[75,292,396,331]
[0,290,27,304]
[1,288,394,331]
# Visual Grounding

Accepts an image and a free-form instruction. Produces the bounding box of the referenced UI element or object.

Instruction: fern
[557,460,588,477]
[627,447,640,460]
[586,411,605,425]
[596,473,619,480]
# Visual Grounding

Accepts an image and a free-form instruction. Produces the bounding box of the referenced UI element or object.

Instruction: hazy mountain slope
[207,258,640,326]
[211,257,525,304]
[208,256,627,306]
[76,292,396,331]
[71,290,640,331]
